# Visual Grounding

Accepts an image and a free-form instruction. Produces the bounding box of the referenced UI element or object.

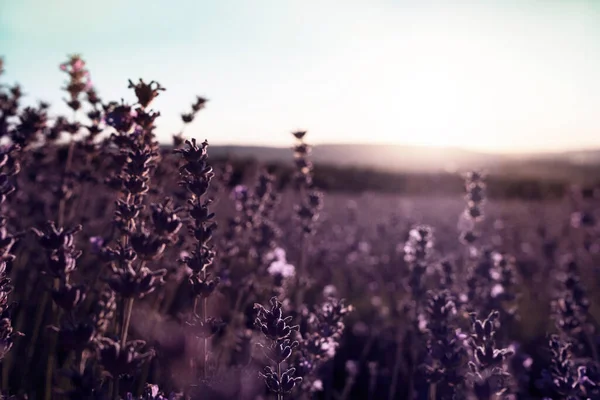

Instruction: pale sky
[1,0,599,153]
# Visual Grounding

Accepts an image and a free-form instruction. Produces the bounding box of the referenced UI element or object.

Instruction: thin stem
[191,296,199,379]
[44,278,61,400]
[74,350,83,375]
[429,383,437,400]
[57,200,66,228]
[294,234,307,307]
[121,297,134,346]
[341,334,376,400]
[57,108,77,228]
[65,139,76,174]
[24,288,49,370]
[585,329,599,363]
[388,333,403,400]
[198,249,209,381]
[202,296,208,379]
[121,259,144,345]
[277,362,283,400]
[339,374,356,400]
[113,376,120,400]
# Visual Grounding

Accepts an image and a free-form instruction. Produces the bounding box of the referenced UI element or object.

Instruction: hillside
[209,143,600,181]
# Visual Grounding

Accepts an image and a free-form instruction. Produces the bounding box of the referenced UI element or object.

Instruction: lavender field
[0,55,599,400]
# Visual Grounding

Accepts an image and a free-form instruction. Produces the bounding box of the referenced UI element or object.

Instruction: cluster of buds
[173,96,208,147]
[181,96,208,125]
[176,138,222,380]
[467,311,514,399]
[47,315,96,356]
[296,297,352,388]
[295,191,323,236]
[255,297,302,397]
[0,146,21,360]
[102,81,169,368]
[291,131,323,236]
[102,244,167,299]
[128,79,165,110]
[552,257,592,346]
[90,285,117,335]
[96,336,155,379]
[0,59,22,140]
[176,139,219,294]
[105,101,137,136]
[536,335,597,398]
[126,384,182,400]
[460,171,486,246]
[239,170,282,265]
[291,131,312,188]
[422,291,466,397]
[107,78,163,168]
[112,144,159,233]
[438,260,455,290]
[403,225,434,303]
[488,252,519,316]
[404,225,434,264]
[150,198,183,242]
[11,103,48,149]
[31,221,97,370]
[569,186,598,229]
[105,80,170,300]
[32,221,82,285]
[59,54,92,113]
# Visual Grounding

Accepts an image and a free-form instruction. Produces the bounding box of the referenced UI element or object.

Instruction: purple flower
[89,236,104,253]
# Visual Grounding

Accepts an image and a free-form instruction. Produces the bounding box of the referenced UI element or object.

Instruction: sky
[1,0,599,153]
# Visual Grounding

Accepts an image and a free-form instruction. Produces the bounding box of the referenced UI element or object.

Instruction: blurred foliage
[213,156,569,200]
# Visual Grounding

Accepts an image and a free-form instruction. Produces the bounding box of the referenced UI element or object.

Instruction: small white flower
[321,337,338,358]
[358,241,371,253]
[323,284,337,298]
[266,246,287,263]
[311,379,324,392]
[267,259,295,278]
[491,284,505,298]
[273,247,286,260]
[489,269,501,280]
[345,360,359,376]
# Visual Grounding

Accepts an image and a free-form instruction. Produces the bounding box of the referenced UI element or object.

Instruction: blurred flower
[89,236,104,253]
[311,379,323,392]
[267,259,295,278]
[323,284,337,298]
[491,284,505,298]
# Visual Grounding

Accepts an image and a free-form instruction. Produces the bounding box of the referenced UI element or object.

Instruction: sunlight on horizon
[1,0,599,154]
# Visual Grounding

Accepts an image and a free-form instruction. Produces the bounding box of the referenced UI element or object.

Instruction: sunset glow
[1,0,599,153]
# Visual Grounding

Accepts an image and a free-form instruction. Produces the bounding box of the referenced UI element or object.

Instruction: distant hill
[208,143,600,182]
[209,144,505,172]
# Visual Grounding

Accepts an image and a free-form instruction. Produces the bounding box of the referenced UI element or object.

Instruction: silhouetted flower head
[255,297,298,342]
[106,264,166,299]
[128,79,165,109]
[32,222,81,251]
[96,337,155,378]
